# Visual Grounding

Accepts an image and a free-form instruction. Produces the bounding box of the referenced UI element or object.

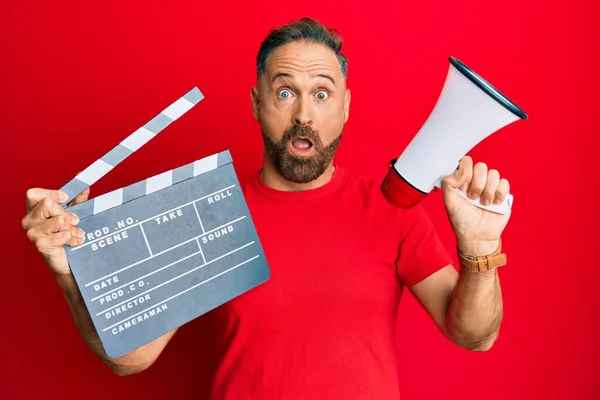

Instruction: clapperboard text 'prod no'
[62,87,270,358]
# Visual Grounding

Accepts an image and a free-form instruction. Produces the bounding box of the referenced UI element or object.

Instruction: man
[22,18,511,399]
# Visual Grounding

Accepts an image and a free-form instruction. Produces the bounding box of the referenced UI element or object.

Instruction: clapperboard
[61,87,270,358]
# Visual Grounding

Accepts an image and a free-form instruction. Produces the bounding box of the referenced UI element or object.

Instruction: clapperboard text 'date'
[64,148,270,357]
[61,89,269,358]
[86,191,241,320]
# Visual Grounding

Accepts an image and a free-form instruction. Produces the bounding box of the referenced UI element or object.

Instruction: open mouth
[291,137,314,151]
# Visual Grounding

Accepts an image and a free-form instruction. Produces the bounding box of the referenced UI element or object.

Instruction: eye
[278,89,292,99]
[316,90,329,100]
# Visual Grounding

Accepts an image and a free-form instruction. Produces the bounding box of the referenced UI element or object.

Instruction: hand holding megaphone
[436,159,513,215]
[381,56,527,215]
[439,155,511,216]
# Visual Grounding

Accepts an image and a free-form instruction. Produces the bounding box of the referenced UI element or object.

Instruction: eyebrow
[270,72,336,86]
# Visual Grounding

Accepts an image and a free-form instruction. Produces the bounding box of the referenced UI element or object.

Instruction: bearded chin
[261,128,343,184]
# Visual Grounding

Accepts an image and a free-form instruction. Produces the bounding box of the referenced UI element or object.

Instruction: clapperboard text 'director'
[61,87,270,358]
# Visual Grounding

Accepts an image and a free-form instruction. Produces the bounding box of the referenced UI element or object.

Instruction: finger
[22,197,78,231]
[27,214,84,240]
[493,178,510,204]
[68,187,90,207]
[441,156,473,190]
[457,156,473,192]
[26,188,69,212]
[467,162,488,200]
[480,169,500,206]
[34,230,85,253]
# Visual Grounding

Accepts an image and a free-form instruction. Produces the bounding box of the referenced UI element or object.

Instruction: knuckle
[481,187,495,203]
[21,216,28,230]
[34,237,47,252]
[469,187,484,198]
[41,197,54,208]
[470,181,485,191]
[26,228,36,241]
[493,191,505,203]
[69,229,83,245]
[58,214,69,228]
[483,186,495,198]
[25,188,37,201]
[70,226,80,237]
[57,231,71,247]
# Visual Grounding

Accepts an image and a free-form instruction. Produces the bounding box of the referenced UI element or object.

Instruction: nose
[292,95,313,126]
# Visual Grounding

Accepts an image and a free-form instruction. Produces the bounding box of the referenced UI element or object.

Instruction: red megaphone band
[381,159,429,209]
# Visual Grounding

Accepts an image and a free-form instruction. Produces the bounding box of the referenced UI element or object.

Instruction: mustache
[281,124,323,146]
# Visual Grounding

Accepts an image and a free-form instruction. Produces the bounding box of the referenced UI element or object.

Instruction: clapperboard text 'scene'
[59,87,270,358]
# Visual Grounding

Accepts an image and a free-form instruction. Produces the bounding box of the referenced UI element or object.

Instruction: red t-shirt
[209,165,453,399]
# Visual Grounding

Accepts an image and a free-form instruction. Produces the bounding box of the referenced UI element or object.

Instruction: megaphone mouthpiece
[381,56,527,214]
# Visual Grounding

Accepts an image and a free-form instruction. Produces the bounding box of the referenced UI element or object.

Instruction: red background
[2,0,598,399]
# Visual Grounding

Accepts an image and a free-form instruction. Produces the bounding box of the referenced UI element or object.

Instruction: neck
[260,152,336,192]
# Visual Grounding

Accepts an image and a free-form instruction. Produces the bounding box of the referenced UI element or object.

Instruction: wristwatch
[457,238,507,273]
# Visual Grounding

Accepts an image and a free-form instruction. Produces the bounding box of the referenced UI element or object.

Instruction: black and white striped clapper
[63,87,270,358]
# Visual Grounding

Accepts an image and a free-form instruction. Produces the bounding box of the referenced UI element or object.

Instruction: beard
[262,124,343,184]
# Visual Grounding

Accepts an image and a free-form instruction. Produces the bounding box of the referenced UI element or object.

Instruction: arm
[409,256,503,351]
[408,156,510,351]
[57,272,177,375]
[22,188,175,375]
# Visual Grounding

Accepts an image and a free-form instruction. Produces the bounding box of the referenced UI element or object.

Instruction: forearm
[444,240,503,351]
[56,273,177,375]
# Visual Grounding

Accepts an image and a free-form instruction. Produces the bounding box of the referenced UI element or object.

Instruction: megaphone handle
[456,189,513,215]
[434,163,513,215]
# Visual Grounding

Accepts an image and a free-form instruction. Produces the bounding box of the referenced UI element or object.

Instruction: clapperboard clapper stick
[61,87,270,358]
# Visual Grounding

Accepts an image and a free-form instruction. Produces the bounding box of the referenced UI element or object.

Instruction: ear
[343,89,351,123]
[251,86,260,122]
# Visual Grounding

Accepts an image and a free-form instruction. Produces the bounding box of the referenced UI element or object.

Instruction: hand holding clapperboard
[59,88,270,358]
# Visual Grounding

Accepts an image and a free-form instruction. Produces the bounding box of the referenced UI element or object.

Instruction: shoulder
[340,167,439,231]
[337,167,401,211]
[336,167,384,199]
[240,169,265,199]
[240,170,258,193]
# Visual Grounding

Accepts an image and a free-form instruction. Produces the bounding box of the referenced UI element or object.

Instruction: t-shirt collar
[250,165,346,203]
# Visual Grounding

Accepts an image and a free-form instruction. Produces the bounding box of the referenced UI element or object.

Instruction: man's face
[252,40,350,184]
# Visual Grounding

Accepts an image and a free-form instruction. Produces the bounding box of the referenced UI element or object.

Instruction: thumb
[441,167,468,192]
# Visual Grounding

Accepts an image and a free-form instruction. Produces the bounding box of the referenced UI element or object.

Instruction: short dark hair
[256,17,348,80]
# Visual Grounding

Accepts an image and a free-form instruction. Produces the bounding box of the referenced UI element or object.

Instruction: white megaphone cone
[381,56,528,214]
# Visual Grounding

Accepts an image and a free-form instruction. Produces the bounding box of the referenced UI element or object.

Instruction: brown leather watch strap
[458,239,507,273]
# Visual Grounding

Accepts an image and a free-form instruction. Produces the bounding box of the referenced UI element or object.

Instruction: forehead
[265,41,343,80]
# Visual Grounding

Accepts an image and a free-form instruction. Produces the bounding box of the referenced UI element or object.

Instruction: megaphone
[381,56,527,214]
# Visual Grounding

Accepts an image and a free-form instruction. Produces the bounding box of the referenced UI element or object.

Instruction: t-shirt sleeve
[395,205,454,287]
